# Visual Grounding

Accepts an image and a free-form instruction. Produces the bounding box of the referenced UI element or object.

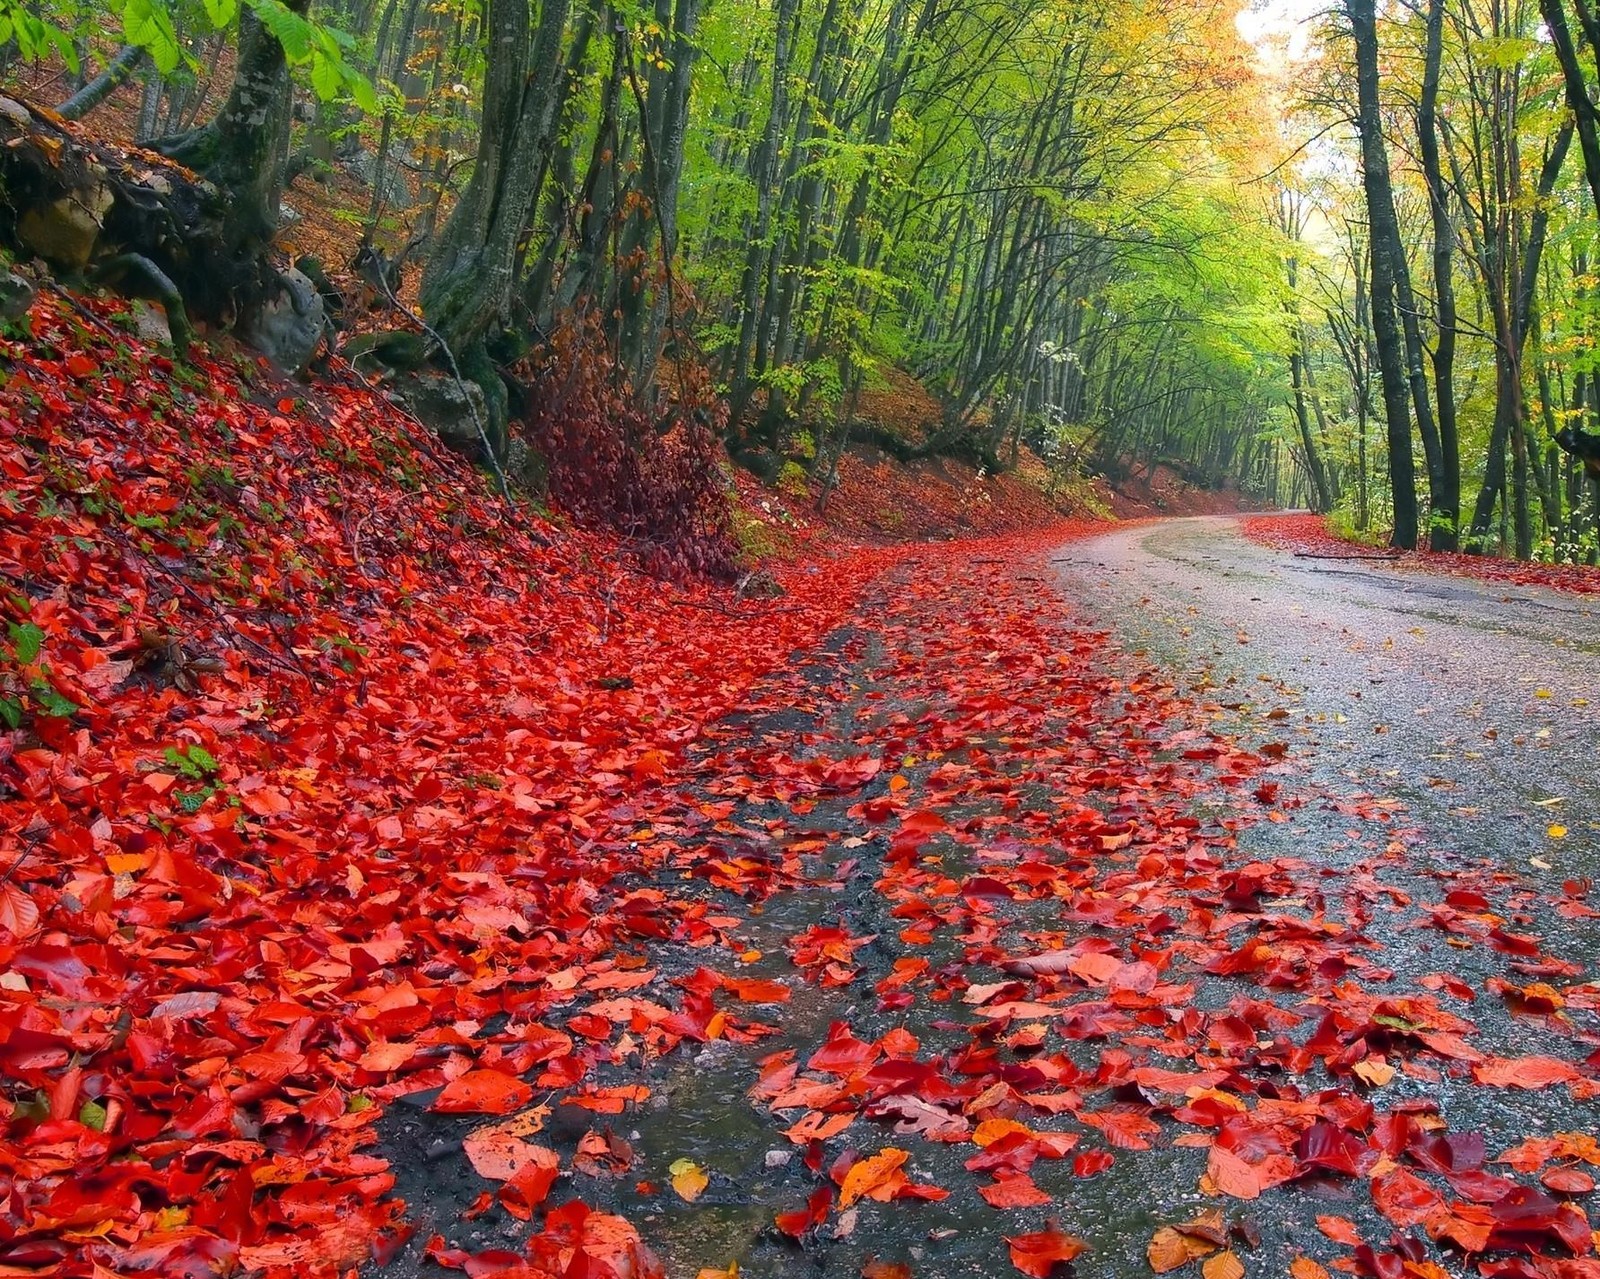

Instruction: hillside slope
[0,288,907,1275]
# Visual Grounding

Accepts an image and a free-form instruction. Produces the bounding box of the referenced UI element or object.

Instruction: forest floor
[6,291,1598,1279]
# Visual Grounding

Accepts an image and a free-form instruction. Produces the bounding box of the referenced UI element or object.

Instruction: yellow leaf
[1352,1056,1396,1087]
[1147,1226,1217,1272]
[670,1158,709,1203]
[1548,824,1568,839]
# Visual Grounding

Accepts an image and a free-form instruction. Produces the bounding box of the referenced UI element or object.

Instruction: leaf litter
[0,292,1597,1277]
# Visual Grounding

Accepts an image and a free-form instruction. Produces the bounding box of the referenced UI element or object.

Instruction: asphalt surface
[1053,517,1600,884]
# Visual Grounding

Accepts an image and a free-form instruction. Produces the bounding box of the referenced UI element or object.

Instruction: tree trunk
[419,0,573,356]
[56,44,145,121]
[1419,0,1460,549]
[1348,0,1419,548]
[160,0,310,259]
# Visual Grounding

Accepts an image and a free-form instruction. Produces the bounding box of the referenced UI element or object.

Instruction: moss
[731,507,790,565]
[776,460,810,500]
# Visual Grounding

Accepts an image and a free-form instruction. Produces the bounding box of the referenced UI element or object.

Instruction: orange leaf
[1204,1146,1264,1200]
[839,1148,909,1208]
[1201,1251,1244,1279]
[783,1111,855,1144]
[1147,1227,1217,1273]
[1290,1261,1331,1279]
[1315,1216,1361,1246]
[979,1173,1052,1210]
[1471,1056,1581,1089]
[463,1130,545,1181]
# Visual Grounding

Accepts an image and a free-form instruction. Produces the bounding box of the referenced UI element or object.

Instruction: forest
[7,1,1600,1278]
[10,0,1600,557]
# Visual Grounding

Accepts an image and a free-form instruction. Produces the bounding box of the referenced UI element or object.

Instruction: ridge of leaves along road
[0,291,901,1278]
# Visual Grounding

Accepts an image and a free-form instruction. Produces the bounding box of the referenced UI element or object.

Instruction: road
[377,519,1600,1279]
[1054,516,1600,885]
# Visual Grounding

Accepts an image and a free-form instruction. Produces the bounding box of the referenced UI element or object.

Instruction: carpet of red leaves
[1243,514,1600,598]
[0,290,906,1276]
[822,452,1072,541]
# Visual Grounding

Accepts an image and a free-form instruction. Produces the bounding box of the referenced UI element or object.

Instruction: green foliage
[776,460,809,498]
[0,0,373,109]
[163,743,219,779]
[3,618,79,725]
[162,743,221,812]
[247,0,378,111]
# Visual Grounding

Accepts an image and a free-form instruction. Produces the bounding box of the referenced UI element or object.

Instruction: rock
[343,329,427,372]
[243,267,325,374]
[16,183,114,272]
[342,148,413,212]
[507,438,548,495]
[729,444,784,484]
[0,270,36,322]
[129,299,172,347]
[397,367,491,459]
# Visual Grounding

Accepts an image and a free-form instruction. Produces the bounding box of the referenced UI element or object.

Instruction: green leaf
[8,621,43,665]
[309,49,342,101]
[120,0,183,74]
[79,1100,108,1131]
[33,686,78,719]
[0,697,22,730]
[245,0,314,61]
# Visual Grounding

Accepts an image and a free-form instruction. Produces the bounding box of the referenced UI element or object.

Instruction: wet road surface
[1053,517,1600,885]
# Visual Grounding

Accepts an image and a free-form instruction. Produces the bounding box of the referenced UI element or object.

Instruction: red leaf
[1371,1168,1443,1228]
[0,883,40,939]
[1006,1227,1086,1277]
[1542,1168,1596,1195]
[431,1070,533,1115]
[979,1173,1053,1209]
[1472,1056,1582,1089]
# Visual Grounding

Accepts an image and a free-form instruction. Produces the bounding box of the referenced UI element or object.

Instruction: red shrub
[516,314,737,581]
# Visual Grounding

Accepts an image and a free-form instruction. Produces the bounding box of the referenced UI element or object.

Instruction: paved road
[1054,517,1600,884]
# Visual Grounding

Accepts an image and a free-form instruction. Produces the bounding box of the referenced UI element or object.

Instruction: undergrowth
[516,314,738,581]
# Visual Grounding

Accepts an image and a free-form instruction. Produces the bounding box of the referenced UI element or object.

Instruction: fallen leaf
[838,1148,910,1209]
[1007,1226,1086,1277]
[671,1158,710,1203]
[1201,1251,1244,1279]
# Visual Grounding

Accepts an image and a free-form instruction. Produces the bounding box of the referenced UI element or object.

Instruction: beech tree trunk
[1348,0,1419,549]
[1419,0,1460,549]
[419,0,572,362]
[160,0,309,260]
